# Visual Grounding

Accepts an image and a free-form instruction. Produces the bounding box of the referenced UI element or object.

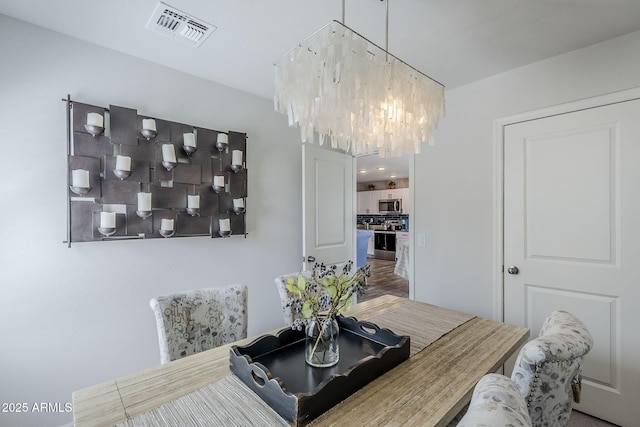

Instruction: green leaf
[301,301,313,318]
[297,275,306,291]
[340,299,352,313]
[327,285,337,298]
[285,282,299,294]
[285,277,300,295]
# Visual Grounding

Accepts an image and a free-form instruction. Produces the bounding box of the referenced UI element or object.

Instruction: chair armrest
[458,373,532,427]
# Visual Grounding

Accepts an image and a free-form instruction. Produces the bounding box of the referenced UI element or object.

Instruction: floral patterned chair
[274,272,314,327]
[458,373,532,427]
[149,284,248,364]
[511,310,593,427]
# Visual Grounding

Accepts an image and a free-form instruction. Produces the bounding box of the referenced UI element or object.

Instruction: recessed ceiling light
[359,170,367,173]
[389,175,396,178]
[377,167,385,171]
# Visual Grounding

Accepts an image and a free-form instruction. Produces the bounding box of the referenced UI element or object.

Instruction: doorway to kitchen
[355,153,411,302]
[359,258,408,301]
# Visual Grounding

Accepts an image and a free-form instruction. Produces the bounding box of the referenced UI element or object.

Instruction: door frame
[407,153,415,300]
[354,152,415,300]
[493,86,640,322]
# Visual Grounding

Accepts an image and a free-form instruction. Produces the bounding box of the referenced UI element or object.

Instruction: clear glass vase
[305,315,339,367]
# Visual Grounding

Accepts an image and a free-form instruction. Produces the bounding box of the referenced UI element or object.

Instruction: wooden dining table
[72,295,529,426]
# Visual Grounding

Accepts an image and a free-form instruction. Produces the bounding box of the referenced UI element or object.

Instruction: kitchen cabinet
[400,188,409,212]
[357,190,380,214]
[379,189,402,201]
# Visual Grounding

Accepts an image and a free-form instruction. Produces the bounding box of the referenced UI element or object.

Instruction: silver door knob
[507,266,519,275]
[307,256,316,263]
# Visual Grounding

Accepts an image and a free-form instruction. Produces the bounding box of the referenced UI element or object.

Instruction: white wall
[413,30,640,319]
[0,15,303,427]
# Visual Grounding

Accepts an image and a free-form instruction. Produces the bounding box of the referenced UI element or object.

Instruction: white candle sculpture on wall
[159,218,175,238]
[218,218,231,237]
[85,112,104,137]
[233,197,245,214]
[136,192,152,218]
[70,169,90,195]
[98,211,117,236]
[216,132,228,151]
[183,132,197,155]
[213,175,225,193]
[161,144,177,171]
[231,150,244,172]
[187,195,200,216]
[87,113,103,127]
[141,118,157,140]
[113,155,132,179]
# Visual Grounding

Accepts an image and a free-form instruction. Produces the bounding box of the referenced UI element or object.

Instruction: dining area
[72,294,530,426]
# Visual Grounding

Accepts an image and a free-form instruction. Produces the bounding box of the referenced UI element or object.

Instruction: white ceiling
[357,153,410,183]
[3,0,640,181]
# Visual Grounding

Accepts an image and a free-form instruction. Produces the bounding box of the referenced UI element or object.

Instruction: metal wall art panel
[196,128,217,153]
[150,184,187,209]
[64,98,247,245]
[100,179,141,205]
[229,169,248,197]
[70,202,97,242]
[109,105,138,146]
[198,185,220,217]
[125,204,153,236]
[176,214,211,236]
[229,131,247,153]
[120,141,154,167]
[173,163,202,185]
[72,132,112,158]
[218,193,233,214]
[230,213,246,235]
[170,123,193,142]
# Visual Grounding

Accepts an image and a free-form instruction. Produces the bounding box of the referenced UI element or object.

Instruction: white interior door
[504,98,640,426]
[302,143,355,270]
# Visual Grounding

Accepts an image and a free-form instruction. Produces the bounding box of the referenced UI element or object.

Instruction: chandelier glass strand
[274,20,445,158]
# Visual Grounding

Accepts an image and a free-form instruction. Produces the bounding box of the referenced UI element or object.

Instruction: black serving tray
[229,316,410,426]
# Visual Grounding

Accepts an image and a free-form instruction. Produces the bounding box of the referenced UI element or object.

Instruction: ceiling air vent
[145,2,216,48]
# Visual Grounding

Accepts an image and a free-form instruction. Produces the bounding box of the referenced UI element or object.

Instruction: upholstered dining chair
[274,272,312,327]
[457,373,532,427]
[149,284,248,364]
[510,310,593,427]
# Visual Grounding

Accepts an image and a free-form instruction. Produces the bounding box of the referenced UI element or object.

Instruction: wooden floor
[359,257,409,302]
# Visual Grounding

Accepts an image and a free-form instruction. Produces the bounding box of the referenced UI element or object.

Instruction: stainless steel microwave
[379,198,402,214]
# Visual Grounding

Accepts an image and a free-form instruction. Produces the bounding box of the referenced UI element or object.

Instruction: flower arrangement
[285,260,370,331]
[285,260,370,367]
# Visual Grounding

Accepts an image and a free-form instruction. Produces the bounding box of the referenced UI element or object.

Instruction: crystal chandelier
[274,6,445,158]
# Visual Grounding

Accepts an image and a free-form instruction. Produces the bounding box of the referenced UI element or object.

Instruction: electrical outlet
[417,233,426,247]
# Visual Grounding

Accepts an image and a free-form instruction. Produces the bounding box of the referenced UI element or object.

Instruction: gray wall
[0,15,302,427]
[413,30,640,319]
